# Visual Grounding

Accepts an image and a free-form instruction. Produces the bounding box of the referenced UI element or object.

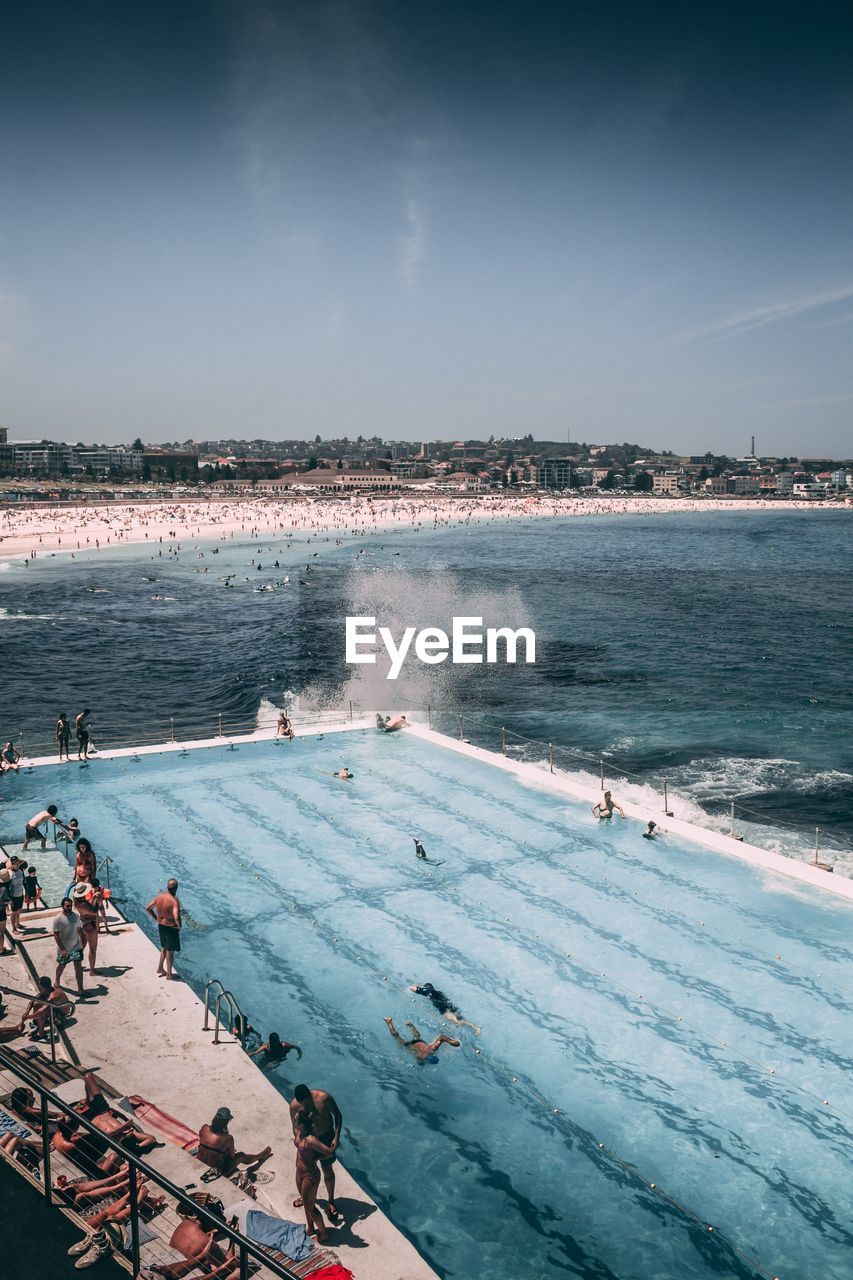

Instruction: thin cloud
[695,282,853,340]
[398,196,426,290]
[767,390,853,408]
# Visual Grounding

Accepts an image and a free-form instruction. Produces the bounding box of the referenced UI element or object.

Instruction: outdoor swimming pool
[8,730,853,1280]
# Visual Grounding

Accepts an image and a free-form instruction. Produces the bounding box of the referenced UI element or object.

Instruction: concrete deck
[0,907,438,1280]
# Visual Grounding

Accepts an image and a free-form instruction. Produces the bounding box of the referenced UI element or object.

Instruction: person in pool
[592,790,625,820]
[332,767,353,780]
[383,1016,460,1063]
[249,1030,302,1067]
[409,982,481,1035]
[642,821,658,840]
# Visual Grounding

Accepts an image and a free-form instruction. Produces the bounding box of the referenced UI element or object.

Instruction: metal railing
[0,1046,301,1280]
[419,699,843,869]
[12,706,364,762]
[203,979,247,1046]
[0,986,62,1064]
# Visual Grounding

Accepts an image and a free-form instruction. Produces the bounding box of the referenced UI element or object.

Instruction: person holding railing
[22,803,63,851]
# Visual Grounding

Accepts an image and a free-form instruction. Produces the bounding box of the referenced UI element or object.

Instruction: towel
[120,1094,198,1150]
[245,1209,314,1262]
[0,1110,31,1139]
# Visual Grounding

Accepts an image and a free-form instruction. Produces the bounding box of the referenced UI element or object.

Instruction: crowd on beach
[1,490,844,567]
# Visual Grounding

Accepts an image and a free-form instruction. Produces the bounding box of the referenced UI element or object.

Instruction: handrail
[0,1045,301,1280]
[214,990,245,1046]
[0,985,60,1065]
[203,979,246,1046]
[202,978,226,1032]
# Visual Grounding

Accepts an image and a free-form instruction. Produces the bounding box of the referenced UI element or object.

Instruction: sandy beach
[0,493,848,564]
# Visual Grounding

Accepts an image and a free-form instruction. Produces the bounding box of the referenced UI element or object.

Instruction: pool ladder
[203,978,247,1046]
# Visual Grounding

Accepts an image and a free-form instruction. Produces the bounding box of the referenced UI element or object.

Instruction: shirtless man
[146,878,182,979]
[149,1211,239,1280]
[592,790,625,820]
[384,1016,460,1063]
[78,1072,162,1155]
[196,1106,272,1176]
[22,804,62,851]
[289,1083,343,1220]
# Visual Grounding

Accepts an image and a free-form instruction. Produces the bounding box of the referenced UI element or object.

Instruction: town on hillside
[0,425,850,501]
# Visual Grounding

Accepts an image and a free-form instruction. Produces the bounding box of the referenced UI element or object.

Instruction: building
[534,458,573,489]
[653,473,681,495]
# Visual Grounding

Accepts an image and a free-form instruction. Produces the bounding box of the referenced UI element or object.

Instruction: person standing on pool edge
[146,878,182,980]
[289,1083,343,1222]
[75,709,92,760]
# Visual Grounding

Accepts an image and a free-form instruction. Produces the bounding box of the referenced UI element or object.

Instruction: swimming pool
[9,731,853,1279]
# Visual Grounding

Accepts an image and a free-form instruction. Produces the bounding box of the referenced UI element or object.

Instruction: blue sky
[1,1,852,453]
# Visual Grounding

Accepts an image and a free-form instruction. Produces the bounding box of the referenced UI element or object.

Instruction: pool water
[8,731,853,1280]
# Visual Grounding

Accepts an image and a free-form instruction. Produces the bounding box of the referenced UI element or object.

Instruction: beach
[1,493,848,564]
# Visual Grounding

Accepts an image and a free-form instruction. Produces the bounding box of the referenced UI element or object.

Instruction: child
[23,865,43,911]
[61,817,80,844]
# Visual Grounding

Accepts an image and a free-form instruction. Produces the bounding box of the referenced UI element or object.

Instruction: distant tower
[751,435,755,458]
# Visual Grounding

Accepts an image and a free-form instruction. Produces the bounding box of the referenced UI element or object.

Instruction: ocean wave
[0,607,58,622]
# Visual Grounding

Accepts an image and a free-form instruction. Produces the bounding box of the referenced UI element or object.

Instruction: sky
[1,1,852,455]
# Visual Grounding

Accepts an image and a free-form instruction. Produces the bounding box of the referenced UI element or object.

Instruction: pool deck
[0,903,439,1280]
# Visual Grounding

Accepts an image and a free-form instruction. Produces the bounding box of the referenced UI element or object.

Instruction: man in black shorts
[75,709,92,760]
[145,878,182,980]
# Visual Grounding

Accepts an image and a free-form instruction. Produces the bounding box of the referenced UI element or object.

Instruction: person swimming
[383,1017,460,1063]
[643,821,657,840]
[409,982,481,1035]
[592,790,625,820]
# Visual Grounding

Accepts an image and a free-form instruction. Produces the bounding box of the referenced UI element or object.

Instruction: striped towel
[0,1109,32,1139]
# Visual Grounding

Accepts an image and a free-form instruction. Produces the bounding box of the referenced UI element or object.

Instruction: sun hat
[215,1106,233,1123]
[71,882,92,899]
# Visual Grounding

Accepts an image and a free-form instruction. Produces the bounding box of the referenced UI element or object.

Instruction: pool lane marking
[110,756,853,1127]
[121,781,786,1280]
[353,757,853,1009]
[380,749,853,958]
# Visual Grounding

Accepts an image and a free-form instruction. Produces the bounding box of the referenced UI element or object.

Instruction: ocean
[1,506,851,867]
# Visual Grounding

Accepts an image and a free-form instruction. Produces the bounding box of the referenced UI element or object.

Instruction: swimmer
[276,712,294,740]
[383,1017,460,1063]
[642,821,657,840]
[592,790,625,820]
[413,837,428,860]
[384,715,409,733]
[333,768,353,780]
[409,982,481,1035]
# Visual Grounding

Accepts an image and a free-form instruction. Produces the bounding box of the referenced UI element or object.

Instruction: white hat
[71,882,92,899]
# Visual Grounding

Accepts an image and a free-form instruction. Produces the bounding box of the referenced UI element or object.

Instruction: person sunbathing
[148,1211,240,1280]
[77,1072,163,1155]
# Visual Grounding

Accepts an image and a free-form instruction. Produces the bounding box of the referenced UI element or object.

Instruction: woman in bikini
[293,1110,334,1241]
[74,878,108,975]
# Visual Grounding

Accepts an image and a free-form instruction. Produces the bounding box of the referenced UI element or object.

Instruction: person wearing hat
[74,878,109,976]
[196,1107,272,1178]
[0,866,13,956]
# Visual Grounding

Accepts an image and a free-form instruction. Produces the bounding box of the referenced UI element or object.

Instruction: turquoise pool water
[6,731,853,1280]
